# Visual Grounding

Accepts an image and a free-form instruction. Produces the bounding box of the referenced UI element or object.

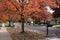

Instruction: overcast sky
[45,6,55,14]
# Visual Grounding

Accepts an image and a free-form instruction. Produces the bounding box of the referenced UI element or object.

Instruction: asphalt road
[25,25,59,32]
[16,23,60,37]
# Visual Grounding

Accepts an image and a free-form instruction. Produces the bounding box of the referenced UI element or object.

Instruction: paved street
[25,25,60,37]
[25,25,60,35]
[15,23,60,37]
[14,23,60,40]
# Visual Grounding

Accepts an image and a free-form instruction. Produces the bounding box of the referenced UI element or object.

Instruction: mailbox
[46,21,53,37]
[46,21,53,27]
[47,24,53,27]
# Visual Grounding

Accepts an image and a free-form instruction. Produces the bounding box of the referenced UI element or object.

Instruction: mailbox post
[46,22,50,37]
[46,21,53,37]
[46,25,49,37]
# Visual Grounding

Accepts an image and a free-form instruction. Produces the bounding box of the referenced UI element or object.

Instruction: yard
[7,27,45,40]
[0,23,2,27]
[53,24,60,28]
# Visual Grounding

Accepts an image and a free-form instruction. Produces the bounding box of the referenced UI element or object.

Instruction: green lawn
[0,23,2,27]
[7,27,45,40]
[53,25,60,28]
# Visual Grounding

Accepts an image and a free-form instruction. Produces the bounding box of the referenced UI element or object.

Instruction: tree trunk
[19,0,25,33]
[9,21,11,26]
[21,18,25,33]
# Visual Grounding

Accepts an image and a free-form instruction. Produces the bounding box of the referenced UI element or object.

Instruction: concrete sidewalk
[0,26,12,40]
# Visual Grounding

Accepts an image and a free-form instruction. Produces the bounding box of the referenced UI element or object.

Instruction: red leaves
[30,10,51,21]
[0,0,59,22]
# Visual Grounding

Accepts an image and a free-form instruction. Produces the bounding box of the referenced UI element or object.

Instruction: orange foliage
[30,11,51,21]
[0,0,59,22]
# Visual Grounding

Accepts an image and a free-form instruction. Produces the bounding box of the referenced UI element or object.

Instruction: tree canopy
[0,0,59,22]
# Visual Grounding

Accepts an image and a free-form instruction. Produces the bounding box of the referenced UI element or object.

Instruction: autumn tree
[16,0,58,32]
[0,0,59,33]
[52,7,60,24]
[51,0,60,24]
[0,0,21,26]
